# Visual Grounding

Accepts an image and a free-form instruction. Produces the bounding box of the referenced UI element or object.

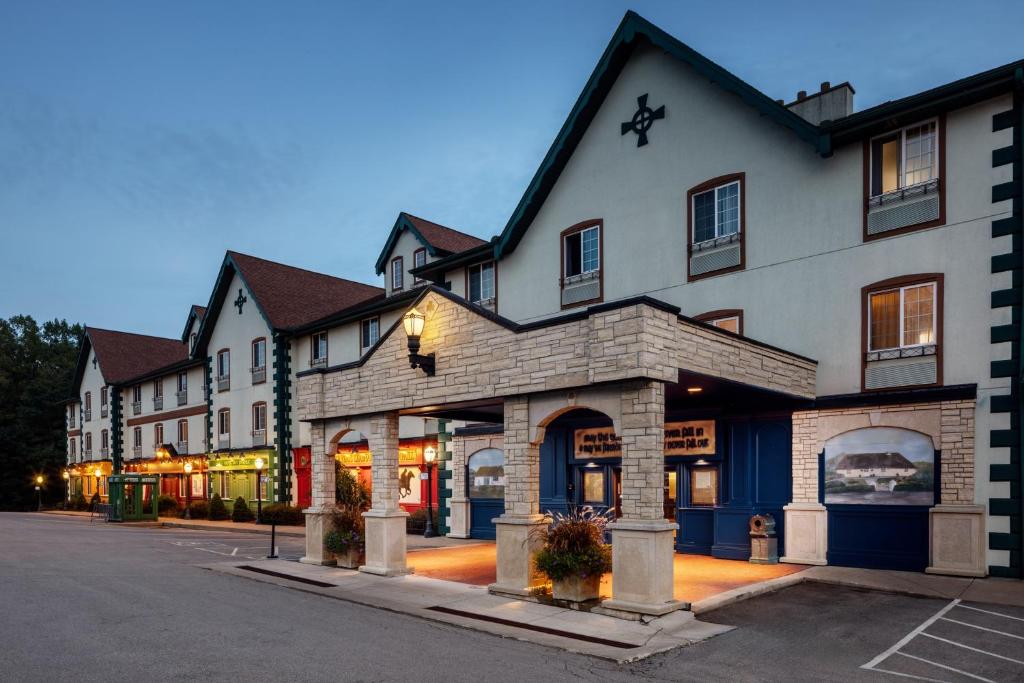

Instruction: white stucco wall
[120,364,207,463]
[384,229,433,297]
[78,347,112,463]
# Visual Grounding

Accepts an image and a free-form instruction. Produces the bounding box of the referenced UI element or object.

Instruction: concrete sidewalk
[207,558,733,662]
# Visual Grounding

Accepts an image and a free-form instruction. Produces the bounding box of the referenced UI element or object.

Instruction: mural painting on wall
[398,467,422,505]
[823,427,935,505]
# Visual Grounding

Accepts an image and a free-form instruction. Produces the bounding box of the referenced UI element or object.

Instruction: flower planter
[334,546,363,569]
[551,574,602,603]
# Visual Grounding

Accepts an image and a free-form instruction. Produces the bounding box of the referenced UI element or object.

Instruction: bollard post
[267,522,278,559]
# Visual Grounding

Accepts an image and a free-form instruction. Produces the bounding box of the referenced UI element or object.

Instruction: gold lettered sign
[575,420,716,459]
[335,447,425,467]
[664,420,715,456]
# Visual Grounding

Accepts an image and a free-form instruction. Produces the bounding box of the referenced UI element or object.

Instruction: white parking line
[920,632,1024,665]
[940,617,1024,640]
[894,652,995,683]
[862,599,960,670]
[955,604,1024,623]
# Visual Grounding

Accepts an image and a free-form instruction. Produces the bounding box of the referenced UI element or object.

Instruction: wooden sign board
[574,420,715,459]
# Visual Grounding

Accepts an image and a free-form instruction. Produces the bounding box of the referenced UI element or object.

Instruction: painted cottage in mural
[833,452,917,479]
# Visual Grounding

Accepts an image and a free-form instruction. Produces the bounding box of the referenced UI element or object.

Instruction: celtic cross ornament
[621,94,665,147]
[234,288,247,314]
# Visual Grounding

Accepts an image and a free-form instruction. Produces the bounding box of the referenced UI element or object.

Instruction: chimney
[785,81,855,125]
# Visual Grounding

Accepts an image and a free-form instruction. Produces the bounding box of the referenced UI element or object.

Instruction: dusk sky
[3,1,1022,338]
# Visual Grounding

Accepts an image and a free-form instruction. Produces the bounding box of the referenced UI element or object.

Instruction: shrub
[157,495,180,516]
[181,500,209,519]
[71,493,88,511]
[534,506,613,582]
[232,496,255,523]
[325,505,365,553]
[208,494,229,520]
[335,464,371,511]
[261,503,304,526]
[405,506,439,534]
[90,492,101,509]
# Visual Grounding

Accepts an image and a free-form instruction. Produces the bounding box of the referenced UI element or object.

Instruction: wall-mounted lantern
[403,308,435,375]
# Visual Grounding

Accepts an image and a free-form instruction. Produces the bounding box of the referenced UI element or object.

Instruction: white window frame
[468,261,496,305]
[133,427,142,449]
[153,379,163,400]
[360,317,380,353]
[709,315,740,334]
[252,403,267,432]
[691,180,742,246]
[252,338,266,370]
[154,423,163,447]
[413,248,427,284]
[311,331,328,364]
[190,332,197,351]
[869,118,940,198]
[177,372,187,393]
[564,225,600,278]
[392,256,404,291]
[132,385,142,403]
[867,281,937,352]
[218,409,231,436]
[177,419,188,444]
[217,350,230,379]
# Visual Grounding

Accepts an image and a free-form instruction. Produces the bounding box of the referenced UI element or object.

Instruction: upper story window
[132,427,141,454]
[688,174,745,281]
[216,349,230,392]
[69,438,76,458]
[865,118,944,239]
[694,310,743,335]
[177,419,188,445]
[360,317,380,354]
[131,385,142,415]
[311,331,328,368]
[413,248,427,284]
[251,402,267,446]
[862,274,943,391]
[100,386,108,417]
[84,392,92,421]
[154,423,164,447]
[217,408,231,449]
[560,221,603,309]
[68,406,76,428]
[176,371,188,406]
[468,261,496,310]
[190,332,197,352]
[101,429,108,451]
[85,432,93,455]
[392,256,404,292]
[153,379,163,410]
[251,338,267,384]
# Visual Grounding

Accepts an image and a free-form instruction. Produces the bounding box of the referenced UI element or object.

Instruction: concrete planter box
[551,574,602,603]
[334,547,363,569]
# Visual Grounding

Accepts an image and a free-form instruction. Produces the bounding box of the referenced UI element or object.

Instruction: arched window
[467,448,504,499]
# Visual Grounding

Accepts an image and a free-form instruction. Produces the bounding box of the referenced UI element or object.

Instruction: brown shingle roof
[229,251,384,330]
[833,452,916,470]
[87,327,188,386]
[404,214,487,254]
[191,305,207,321]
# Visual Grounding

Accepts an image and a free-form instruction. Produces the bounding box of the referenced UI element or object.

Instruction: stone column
[489,396,548,597]
[301,420,336,565]
[360,412,409,576]
[781,410,828,565]
[602,380,683,617]
[446,435,471,538]
[928,399,985,576]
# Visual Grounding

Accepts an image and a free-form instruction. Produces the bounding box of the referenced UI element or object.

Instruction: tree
[0,316,82,511]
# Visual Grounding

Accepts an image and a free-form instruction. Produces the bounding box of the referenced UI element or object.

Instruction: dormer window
[190,332,197,352]
[392,256,404,292]
[311,331,328,368]
[560,221,603,309]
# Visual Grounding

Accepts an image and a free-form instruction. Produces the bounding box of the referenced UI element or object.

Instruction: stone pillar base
[600,520,684,617]
[926,504,987,577]
[300,506,337,566]
[781,503,827,565]
[488,514,548,597]
[360,509,410,577]
[446,498,471,539]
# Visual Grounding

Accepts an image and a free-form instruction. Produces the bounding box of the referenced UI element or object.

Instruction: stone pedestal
[926,504,986,577]
[359,509,410,576]
[446,497,471,539]
[601,520,683,616]
[781,503,827,565]
[488,514,548,597]
[300,506,337,566]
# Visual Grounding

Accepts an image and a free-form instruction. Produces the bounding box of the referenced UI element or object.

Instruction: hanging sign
[574,420,715,459]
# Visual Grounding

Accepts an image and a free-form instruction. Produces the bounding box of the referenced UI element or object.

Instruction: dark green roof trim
[191,252,276,357]
[180,307,202,344]
[409,240,496,282]
[825,62,1024,147]
[491,10,828,260]
[290,287,421,335]
[374,212,456,276]
[117,357,204,387]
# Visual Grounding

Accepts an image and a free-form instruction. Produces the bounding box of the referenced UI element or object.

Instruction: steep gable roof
[194,251,385,352]
[374,212,488,275]
[73,327,189,390]
[180,304,207,343]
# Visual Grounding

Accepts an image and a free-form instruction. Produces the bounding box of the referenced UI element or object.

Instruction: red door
[293,448,312,509]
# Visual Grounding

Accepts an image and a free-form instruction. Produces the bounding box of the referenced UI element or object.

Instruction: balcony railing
[252,429,267,447]
[218,435,230,449]
[131,401,141,416]
[176,390,187,406]
[176,440,188,455]
[84,409,92,422]
[217,375,230,392]
[101,406,108,418]
[100,447,109,458]
[153,396,163,411]
[132,446,141,457]
[311,356,327,369]
[251,366,266,384]
[84,449,92,458]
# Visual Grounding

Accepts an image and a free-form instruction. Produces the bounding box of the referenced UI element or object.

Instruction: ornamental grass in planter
[325,505,365,568]
[534,506,613,603]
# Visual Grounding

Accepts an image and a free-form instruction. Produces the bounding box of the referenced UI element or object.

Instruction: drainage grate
[237,565,337,588]
[426,605,638,649]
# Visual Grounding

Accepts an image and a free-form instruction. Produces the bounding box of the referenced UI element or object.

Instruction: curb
[159,521,306,537]
[690,573,807,615]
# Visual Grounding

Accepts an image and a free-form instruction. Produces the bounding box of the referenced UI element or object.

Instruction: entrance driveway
[409,543,805,604]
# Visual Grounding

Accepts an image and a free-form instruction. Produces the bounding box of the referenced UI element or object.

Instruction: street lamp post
[423,446,437,538]
[183,461,193,519]
[35,475,43,511]
[254,457,264,524]
[62,471,69,505]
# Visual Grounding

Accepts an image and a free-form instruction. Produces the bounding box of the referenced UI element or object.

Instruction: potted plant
[535,506,613,603]
[325,505,365,568]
